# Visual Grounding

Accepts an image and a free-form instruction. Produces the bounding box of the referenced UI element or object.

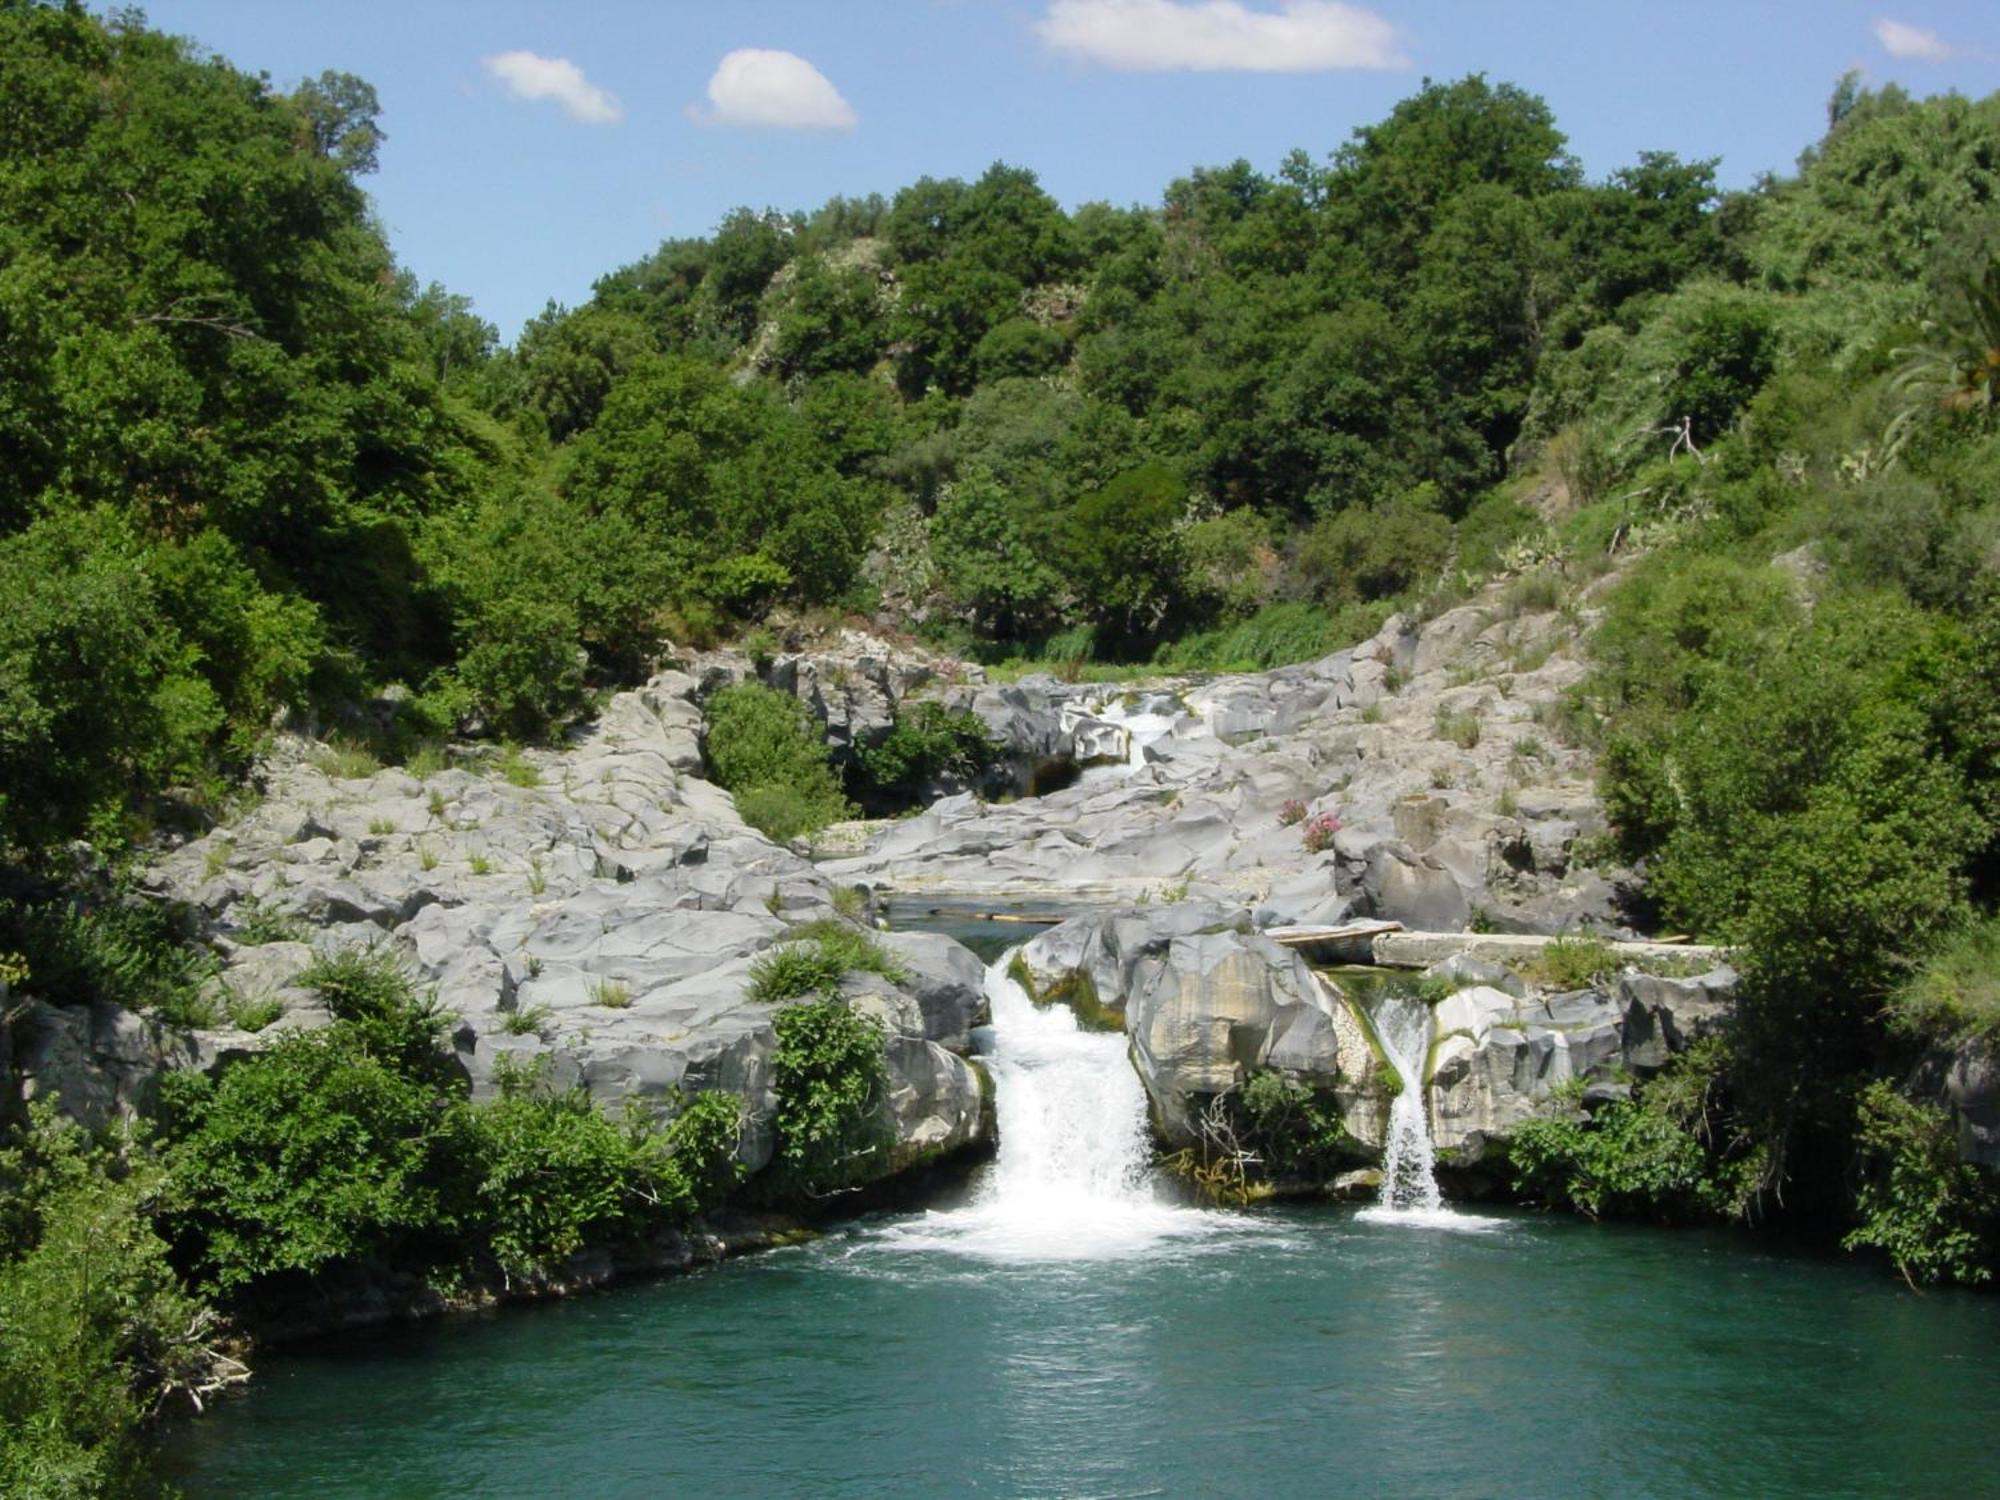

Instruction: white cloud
[1874,18,1953,61]
[1036,0,1405,72]
[482,50,624,125]
[691,49,858,131]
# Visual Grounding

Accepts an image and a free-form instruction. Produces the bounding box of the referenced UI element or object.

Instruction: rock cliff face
[26,670,996,1184]
[821,598,1629,936]
[1425,966,1736,1159]
[1005,903,1738,1183]
[11,584,1750,1195]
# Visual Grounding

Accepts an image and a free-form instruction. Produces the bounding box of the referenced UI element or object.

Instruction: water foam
[869,953,1253,1263]
[1354,990,1499,1232]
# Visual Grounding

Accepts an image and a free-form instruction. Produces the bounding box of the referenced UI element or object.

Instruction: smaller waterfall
[1369,994,1443,1214]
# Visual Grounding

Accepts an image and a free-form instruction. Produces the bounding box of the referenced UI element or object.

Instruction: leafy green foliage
[1233,1070,1361,1182]
[162,1022,451,1293]
[0,1105,215,1499]
[1843,1081,1996,1286]
[767,996,891,1195]
[0,897,216,1026]
[1299,491,1453,606]
[854,702,997,803]
[1509,1045,1762,1222]
[1528,936,1619,992]
[447,1063,744,1276]
[162,944,755,1295]
[702,682,852,841]
[1890,916,2000,1044]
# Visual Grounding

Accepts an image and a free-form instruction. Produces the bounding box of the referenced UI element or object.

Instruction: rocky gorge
[8,577,1995,1273]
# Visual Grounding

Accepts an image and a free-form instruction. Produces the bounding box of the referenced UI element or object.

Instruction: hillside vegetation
[3,1,2000,1488]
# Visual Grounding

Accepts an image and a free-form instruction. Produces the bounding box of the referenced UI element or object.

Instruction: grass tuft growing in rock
[1528,935,1620,991]
[747,920,908,1006]
[311,738,382,780]
[1434,706,1482,749]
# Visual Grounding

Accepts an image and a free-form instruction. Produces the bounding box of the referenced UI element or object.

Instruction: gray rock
[12,1000,200,1131]
[876,930,990,1052]
[1122,926,1346,1143]
[1617,966,1737,1074]
[1423,952,1525,997]
[1932,1040,2000,1171]
[104,665,1001,1189]
[881,1037,989,1169]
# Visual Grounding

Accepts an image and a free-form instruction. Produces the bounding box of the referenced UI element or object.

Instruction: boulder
[1123,928,1346,1144]
[876,929,991,1052]
[881,1037,990,1169]
[1935,1041,2000,1171]
[1617,966,1737,1073]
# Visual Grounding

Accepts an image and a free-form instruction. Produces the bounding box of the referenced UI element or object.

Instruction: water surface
[162,1204,2000,1499]
[163,947,2000,1498]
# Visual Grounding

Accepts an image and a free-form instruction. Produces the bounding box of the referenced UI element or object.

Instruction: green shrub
[855,701,997,798]
[297,946,453,1082]
[1843,1081,1996,1286]
[1299,492,1451,605]
[766,996,891,1195]
[1456,489,1544,575]
[0,898,217,1026]
[162,1024,451,1294]
[1,1105,221,1498]
[1531,936,1620,991]
[1509,1046,1760,1222]
[1233,1070,1361,1182]
[0,510,223,854]
[446,1066,744,1276]
[703,682,852,840]
[1890,917,2000,1044]
[454,596,590,740]
[224,992,285,1033]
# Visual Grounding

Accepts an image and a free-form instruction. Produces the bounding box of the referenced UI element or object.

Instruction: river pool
[161,913,2000,1498]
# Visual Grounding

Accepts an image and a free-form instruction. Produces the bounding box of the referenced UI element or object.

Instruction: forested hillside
[3,0,2000,1486]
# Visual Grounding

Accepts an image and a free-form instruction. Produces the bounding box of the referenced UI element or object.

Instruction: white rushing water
[1355,993,1493,1231]
[871,952,1243,1262]
[1368,993,1444,1214]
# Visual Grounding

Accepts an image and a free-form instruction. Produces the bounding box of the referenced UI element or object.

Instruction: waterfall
[1361,992,1448,1220]
[870,951,1234,1262]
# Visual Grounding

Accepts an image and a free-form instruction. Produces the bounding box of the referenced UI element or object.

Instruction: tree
[291,70,383,175]
[1060,462,1187,648]
[1325,74,1579,280]
[705,208,791,342]
[930,469,1066,640]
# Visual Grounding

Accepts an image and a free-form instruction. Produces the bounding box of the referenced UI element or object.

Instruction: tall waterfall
[1361,992,1447,1219]
[872,952,1231,1261]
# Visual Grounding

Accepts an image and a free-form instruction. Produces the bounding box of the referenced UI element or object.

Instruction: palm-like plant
[1887,254,2000,459]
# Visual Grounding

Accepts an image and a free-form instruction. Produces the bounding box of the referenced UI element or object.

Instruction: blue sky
[144,2,2000,342]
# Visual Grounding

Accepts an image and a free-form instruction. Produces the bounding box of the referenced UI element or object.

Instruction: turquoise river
[161,911,2000,1498]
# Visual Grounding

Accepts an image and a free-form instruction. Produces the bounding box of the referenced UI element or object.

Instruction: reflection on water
[162,1204,2000,1500]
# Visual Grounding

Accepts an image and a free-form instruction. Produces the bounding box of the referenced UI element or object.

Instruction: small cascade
[1066,695,1180,782]
[871,951,1240,1262]
[1369,993,1443,1213]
